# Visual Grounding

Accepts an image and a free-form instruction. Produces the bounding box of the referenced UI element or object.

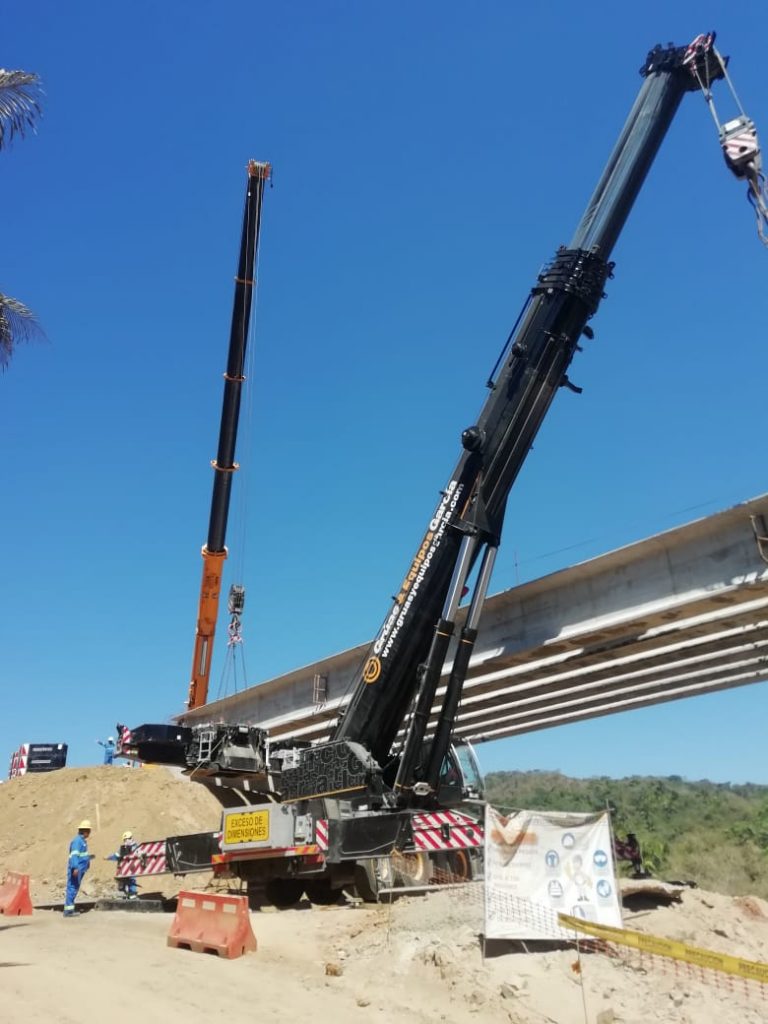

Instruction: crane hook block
[228,584,246,616]
[720,115,761,180]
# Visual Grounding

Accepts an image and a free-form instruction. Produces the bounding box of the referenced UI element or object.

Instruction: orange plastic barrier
[0,872,33,916]
[167,891,257,959]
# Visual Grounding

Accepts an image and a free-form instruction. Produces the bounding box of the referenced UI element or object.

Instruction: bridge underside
[181,495,768,751]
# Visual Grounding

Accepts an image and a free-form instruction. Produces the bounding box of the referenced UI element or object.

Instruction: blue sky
[2,1,767,784]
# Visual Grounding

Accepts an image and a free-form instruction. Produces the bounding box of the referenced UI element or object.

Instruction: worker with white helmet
[96,735,117,765]
[63,819,95,917]
[105,829,140,900]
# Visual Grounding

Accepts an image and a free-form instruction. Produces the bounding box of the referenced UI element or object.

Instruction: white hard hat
[122,831,133,841]
[78,819,92,831]
[108,736,115,743]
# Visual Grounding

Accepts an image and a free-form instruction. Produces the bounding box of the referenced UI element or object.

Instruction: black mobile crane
[122,35,765,904]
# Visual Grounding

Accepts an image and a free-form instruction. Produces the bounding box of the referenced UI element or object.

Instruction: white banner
[484,805,623,940]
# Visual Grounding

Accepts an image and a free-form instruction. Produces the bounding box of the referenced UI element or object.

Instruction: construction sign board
[484,805,623,941]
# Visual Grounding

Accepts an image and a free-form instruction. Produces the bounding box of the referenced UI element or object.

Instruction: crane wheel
[354,857,394,903]
[304,880,341,905]
[392,851,429,886]
[264,878,305,908]
[447,849,471,882]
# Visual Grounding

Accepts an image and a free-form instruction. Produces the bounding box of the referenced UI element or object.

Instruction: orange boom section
[187,547,227,710]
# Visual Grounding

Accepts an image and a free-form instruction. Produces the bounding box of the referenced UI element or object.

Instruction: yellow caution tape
[558,913,768,985]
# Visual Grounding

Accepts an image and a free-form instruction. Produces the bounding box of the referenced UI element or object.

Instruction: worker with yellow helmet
[63,819,95,917]
[105,829,140,900]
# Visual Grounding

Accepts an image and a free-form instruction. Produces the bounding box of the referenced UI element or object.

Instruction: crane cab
[436,739,484,808]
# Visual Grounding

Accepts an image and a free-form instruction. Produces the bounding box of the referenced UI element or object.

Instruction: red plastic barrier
[0,872,34,916]
[167,891,257,959]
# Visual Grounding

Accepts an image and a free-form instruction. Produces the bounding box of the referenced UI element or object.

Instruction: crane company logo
[371,480,464,664]
[280,741,376,802]
[363,657,381,684]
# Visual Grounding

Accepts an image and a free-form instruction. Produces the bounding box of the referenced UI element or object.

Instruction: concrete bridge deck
[182,494,768,749]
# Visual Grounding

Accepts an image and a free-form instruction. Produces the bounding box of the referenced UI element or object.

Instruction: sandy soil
[1,767,767,1023]
[0,766,222,902]
[1,888,767,1024]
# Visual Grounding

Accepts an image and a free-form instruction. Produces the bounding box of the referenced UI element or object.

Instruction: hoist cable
[232,185,264,584]
[690,45,768,248]
[714,48,748,120]
[747,175,768,245]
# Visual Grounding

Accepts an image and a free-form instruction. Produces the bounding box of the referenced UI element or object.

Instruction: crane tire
[264,878,304,908]
[354,857,394,903]
[392,851,429,886]
[304,879,341,905]
[448,849,471,882]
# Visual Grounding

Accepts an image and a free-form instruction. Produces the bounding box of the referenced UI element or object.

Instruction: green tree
[0,68,43,369]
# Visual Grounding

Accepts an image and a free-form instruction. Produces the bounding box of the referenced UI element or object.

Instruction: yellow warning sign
[558,913,768,985]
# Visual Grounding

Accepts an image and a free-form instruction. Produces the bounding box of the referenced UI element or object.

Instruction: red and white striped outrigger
[411,810,482,853]
[114,840,168,878]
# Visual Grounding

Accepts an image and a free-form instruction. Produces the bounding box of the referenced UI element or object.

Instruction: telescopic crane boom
[186,160,271,711]
[329,34,743,800]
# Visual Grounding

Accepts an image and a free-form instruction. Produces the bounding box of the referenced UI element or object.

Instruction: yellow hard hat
[78,819,92,830]
[122,831,133,841]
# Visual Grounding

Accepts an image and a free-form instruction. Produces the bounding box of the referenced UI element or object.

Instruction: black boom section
[332,39,723,770]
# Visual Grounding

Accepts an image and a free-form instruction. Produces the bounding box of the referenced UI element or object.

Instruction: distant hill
[483,770,768,898]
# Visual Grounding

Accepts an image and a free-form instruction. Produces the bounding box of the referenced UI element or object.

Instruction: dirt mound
[336,887,768,1024]
[0,765,222,902]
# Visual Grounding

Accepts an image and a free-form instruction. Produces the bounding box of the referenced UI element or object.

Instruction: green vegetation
[483,770,768,898]
[0,67,43,369]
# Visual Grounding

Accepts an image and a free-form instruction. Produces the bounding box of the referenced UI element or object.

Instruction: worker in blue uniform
[64,820,95,917]
[105,830,139,900]
[97,737,116,765]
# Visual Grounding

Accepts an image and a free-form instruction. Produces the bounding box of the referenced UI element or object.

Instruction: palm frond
[0,69,42,149]
[0,293,43,369]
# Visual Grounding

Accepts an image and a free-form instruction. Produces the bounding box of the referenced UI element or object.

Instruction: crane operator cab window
[437,741,484,806]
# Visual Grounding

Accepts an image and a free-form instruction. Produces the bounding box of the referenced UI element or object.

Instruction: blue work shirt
[68,834,91,876]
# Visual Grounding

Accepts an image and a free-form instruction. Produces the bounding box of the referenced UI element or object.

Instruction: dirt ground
[2,888,767,1024]
[1,768,767,1023]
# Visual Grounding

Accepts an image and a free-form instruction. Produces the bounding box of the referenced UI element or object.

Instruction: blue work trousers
[118,877,138,897]
[64,869,82,912]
